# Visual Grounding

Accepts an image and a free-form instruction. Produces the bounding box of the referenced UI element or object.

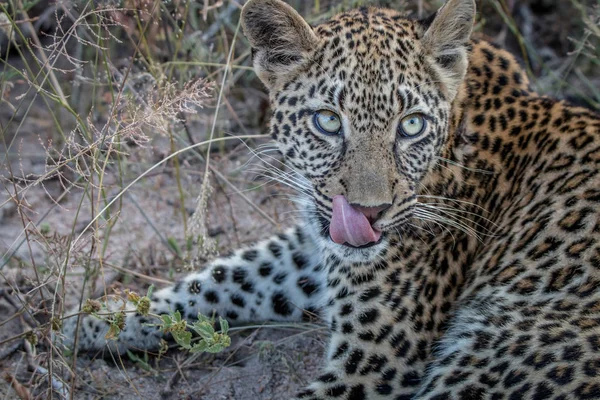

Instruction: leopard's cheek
[394,139,438,182]
[393,113,450,184]
[271,114,344,181]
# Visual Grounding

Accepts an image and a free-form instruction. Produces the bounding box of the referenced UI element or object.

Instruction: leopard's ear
[420,0,475,100]
[241,0,319,90]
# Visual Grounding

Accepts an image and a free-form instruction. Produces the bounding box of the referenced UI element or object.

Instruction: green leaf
[146,285,155,299]
[194,322,215,340]
[219,317,229,334]
[190,341,208,353]
[196,313,211,324]
[127,350,154,372]
[161,314,172,326]
[173,310,183,322]
[204,343,223,353]
[167,237,182,257]
[173,330,192,349]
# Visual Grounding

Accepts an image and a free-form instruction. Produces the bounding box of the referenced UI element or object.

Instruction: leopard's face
[243,1,473,261]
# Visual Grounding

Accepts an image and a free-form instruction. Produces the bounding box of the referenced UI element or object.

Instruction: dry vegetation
[0,0,598,398]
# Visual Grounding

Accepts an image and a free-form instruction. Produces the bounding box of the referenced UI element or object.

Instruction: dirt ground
[1,0,598,398]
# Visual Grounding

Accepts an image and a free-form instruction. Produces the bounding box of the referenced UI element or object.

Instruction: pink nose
[351,203,391,224]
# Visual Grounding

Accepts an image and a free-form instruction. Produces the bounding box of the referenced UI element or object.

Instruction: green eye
[314,110,342,135]
[399,114,426,137]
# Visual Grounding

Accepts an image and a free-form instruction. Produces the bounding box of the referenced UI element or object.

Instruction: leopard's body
[64,0,600,399]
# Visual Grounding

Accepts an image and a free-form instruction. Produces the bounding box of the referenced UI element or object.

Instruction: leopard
[62,0,600,398]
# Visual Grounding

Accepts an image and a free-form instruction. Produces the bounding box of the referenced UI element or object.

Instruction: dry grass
[0,0,598,398]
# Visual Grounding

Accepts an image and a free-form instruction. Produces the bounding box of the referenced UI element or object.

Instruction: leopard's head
[242,0,475,260]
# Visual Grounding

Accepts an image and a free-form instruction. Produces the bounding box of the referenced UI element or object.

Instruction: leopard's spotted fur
[64,0,600,398]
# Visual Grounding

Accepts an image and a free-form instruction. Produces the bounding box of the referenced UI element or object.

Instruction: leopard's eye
[398,114,426,137]
[314,110,342,135]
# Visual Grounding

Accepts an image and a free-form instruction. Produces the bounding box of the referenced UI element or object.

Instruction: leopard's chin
[320,234,389,263]
[329,233,385,249]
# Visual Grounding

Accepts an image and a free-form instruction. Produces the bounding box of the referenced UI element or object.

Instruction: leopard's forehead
[314,7,419,58]
[276,8,442,128]
[313,9,422,77]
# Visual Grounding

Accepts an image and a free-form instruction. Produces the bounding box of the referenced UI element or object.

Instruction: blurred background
[0,0,598,398]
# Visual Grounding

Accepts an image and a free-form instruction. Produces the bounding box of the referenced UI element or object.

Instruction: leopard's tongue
[330,195,382,247]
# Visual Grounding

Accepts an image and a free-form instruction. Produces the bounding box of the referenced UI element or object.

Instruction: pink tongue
[330,195,382,247]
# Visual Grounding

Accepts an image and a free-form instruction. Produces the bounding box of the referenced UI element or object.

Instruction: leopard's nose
[351,203,392,224]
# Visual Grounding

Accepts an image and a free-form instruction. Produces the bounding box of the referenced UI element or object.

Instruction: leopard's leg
[291,303,437,400]
[416,290,600,400]
[62,225,325,354]
[290,258,449,400]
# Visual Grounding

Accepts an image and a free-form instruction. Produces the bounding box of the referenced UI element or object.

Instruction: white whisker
[435,157,495,175]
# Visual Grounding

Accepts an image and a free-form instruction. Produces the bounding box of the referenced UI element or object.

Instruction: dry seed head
[82,299,102,314]
[187,172,218,265]
[25,330,38,346]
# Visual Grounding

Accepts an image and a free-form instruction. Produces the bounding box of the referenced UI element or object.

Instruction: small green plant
[104,311,126,341]
[39,222,51,235]
[160,311,231,354]
[81,285,230,354]
[167,236,183,258]
[127,350,157,373]
[126,285,153,316]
